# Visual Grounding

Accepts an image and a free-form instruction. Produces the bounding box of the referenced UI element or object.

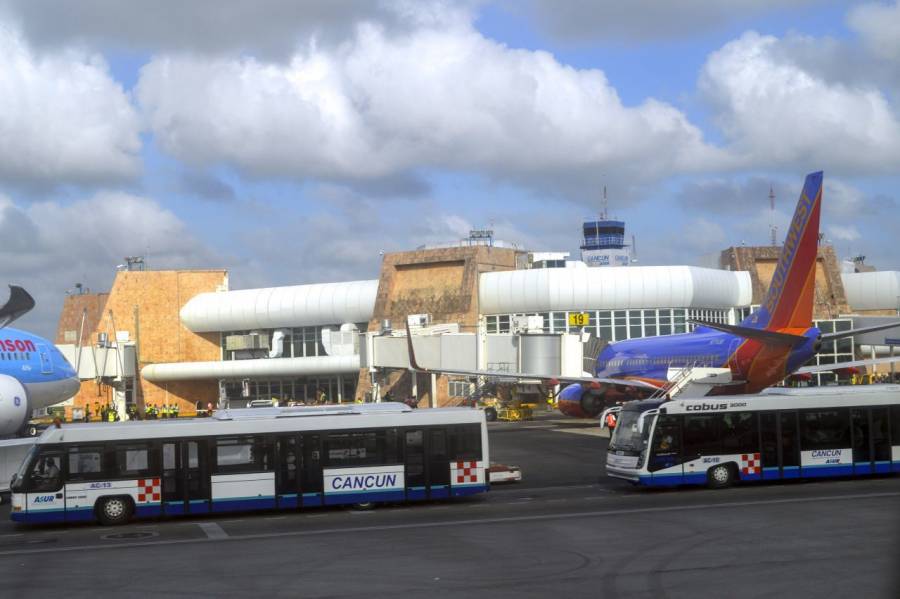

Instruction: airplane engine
[0,374,30,436]
[557,383,606,419]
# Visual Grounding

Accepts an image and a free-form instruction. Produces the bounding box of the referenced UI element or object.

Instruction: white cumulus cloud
[0,193,224,336]
[848,1,900,62]
[0,26,141,187]
[136,19,722,192]
[699,31,900,173]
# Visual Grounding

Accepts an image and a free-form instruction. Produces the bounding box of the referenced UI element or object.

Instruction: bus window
[760,412,778,469]
[301,434,323,495]
[800,409,850,451]
[648,415,680,472]
[384,428,399,464]
[891,406,900,446]
[721,412,758,454]
[30,453,63,492]
[872,408,891,462]
[114,444,152,478]
[851,409,871,463]
[405,430,425,489]
[429,429,450,489]
[450,425,481,461]
[683,415,721,458]
[67,446,105,481]
[215,436,269,473]
[325,431,381,467]
[780,412,800,468]
[276,436,300,496]
[162,442,183,504]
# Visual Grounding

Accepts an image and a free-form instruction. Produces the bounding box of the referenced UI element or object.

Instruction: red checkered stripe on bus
[137,478,161,502]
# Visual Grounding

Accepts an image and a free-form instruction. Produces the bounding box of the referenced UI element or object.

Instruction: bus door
[24,451,66,523]
[871,408,892,474]
[648,414,682,484]
[301,433,323,507]
[275,434,302,509]
[161,442,186,516]
[427,428,450,499]
[184,440,211,514]
[404,429,427,501]
[852,408,873,475]
[760,412,780,480]
[779,412,800,479]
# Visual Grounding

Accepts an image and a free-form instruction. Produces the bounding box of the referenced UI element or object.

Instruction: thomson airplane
[0,286,79,435]
[406,171,900,417]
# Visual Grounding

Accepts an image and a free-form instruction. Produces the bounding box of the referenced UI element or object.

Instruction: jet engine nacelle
[0,374,30,436]
[557,383,607,419]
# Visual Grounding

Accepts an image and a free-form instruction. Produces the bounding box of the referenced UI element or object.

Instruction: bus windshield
[609,409,651,453]
[11,446,37,488]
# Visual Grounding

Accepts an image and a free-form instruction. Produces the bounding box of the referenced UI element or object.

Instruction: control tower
[580,189,632,267]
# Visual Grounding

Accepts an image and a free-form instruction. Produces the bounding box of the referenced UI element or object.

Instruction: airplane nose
[62,375,80,398]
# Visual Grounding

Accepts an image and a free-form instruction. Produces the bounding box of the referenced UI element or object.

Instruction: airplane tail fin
[741,171,823,331]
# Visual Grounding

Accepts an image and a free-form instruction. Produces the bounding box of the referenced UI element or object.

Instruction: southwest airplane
[407,171,900,417]
[0,286,79,435]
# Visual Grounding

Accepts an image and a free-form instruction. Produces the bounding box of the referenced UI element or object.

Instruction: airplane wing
[796,355,900,375]
[0,285,35,329]
[819,321,900,341]
[403,322,661,391]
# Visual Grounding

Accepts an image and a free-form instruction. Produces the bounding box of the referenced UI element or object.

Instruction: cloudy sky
[1,0,899,337]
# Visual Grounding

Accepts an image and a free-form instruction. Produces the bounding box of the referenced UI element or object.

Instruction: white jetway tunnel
[362,331,587,378]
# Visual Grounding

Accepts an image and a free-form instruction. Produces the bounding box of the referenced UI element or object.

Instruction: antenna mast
[768,185,777,246]
[601,185,608,220]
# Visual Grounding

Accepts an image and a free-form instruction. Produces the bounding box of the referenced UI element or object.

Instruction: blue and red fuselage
[557,326,820,416]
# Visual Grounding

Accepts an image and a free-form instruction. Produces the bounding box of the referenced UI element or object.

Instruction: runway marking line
[1,489,898,557]
[197,522,228,540]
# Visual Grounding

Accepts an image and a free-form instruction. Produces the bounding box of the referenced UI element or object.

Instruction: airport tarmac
[0,416,897,598]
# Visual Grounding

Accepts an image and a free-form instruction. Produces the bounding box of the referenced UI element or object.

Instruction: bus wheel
[97,496,133,526]
[484,407,498,422]
[706,464,734,489]
[353,502,375,510]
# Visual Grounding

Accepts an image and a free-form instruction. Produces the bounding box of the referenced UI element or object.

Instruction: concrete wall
[720,245,850,320]
[358,245,523,405]
[55,292,109,345]
[61,270,227,418]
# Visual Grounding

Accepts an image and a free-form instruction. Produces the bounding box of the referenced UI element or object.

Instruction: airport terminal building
[53,238,900,417]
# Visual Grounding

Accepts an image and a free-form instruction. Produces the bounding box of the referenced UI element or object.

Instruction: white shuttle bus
[605,387,900,488]
[10,403,488,525]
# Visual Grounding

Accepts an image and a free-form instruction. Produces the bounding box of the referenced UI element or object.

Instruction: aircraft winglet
[0,285,35,329]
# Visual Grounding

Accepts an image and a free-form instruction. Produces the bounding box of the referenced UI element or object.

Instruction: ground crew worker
[605,411,617,430]
[172,403,180,418]
[107,407,116,422]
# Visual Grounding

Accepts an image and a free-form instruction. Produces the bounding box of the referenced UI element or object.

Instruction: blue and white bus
[604,386,900,488]
[10,403,488,525]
